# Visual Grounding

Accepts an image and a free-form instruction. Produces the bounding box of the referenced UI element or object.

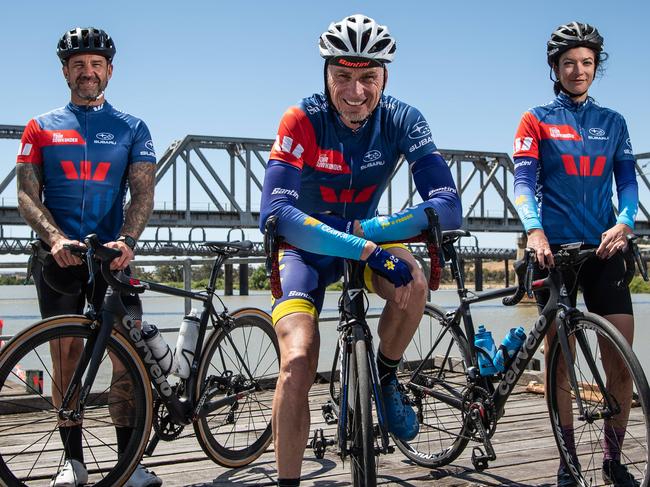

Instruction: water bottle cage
[496,344,516,371]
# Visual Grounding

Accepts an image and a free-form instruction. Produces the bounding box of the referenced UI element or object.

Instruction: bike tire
[0,315,152,487]
[349,332,376,487]
[393,303,472,468]
[194,307,279,468]
[547,311,650,487]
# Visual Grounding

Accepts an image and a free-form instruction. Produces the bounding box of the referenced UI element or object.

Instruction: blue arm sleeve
[359,153,462,242]
[513,156,543,232]
[614,159,639,228]
[259,160,367,259]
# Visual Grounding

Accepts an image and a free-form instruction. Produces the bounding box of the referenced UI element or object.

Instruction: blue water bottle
[474,325,497,376]
[493,327,527,372]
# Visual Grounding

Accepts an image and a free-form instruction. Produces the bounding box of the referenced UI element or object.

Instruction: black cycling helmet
[547,21,603,66]
[57,27,116,64]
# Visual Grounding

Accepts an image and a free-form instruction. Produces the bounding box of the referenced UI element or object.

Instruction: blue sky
[1,0,648,247]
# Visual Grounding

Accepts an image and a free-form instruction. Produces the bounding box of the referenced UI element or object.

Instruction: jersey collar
[66,101,111,113]
[556,91,592,111]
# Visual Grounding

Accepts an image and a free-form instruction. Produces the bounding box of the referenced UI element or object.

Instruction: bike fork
[59,319,111,422]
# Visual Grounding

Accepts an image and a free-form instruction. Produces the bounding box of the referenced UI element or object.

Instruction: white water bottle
[173,309,200,379]
[142,322,174,376]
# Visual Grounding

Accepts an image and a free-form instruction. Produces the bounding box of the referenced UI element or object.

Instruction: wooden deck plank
[0,383,645,486]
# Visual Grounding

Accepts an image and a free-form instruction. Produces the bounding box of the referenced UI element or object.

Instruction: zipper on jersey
[573,108,587,244]
[79,108,88,239]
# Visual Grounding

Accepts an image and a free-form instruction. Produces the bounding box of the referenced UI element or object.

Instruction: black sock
[59,425,84,464]
[115,426,134,457]
[277,479,300,487]
[377,349,401,385]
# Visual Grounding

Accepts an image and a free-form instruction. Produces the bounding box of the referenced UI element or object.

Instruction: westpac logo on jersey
[561,154,607,177]
[274,135,304,159]
[60,160,111,181]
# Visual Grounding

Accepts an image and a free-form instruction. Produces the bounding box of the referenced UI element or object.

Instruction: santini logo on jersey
[271,187,299,199]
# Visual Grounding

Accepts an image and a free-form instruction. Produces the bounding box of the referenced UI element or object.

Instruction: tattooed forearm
[16,164,67,245]
[120,162,155,239]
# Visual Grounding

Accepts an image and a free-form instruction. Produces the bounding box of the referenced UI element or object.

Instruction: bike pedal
[310,428,327,460]
[471,446,490,471]
[321,402,338,425]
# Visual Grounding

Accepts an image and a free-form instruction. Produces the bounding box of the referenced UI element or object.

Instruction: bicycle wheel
[0,315,152,487]
[547,312,650,487]
[194,307,279,467]
[348,334,376,487]
[394,303,472,468]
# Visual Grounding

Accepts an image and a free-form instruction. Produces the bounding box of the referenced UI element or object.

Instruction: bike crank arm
[469,408,496,471]
[194,386,256,418]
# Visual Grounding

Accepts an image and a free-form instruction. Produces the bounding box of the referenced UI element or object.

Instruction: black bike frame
[60,248,259,426]
[415,240,619,423]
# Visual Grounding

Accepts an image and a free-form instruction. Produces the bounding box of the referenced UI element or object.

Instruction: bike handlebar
[501,234,648,306]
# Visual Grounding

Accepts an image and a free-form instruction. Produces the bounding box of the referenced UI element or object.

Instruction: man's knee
[411,267,428,302]
[280,351,317,395]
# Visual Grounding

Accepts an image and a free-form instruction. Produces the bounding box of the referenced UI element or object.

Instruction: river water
[1,285,649,376]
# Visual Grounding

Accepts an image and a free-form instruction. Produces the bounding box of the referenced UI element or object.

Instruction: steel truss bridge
[1,124,649,260]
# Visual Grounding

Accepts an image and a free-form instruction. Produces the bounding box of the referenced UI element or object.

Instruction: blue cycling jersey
[513,92,638,245]
[17,102,156,243]
[260,93,461,259]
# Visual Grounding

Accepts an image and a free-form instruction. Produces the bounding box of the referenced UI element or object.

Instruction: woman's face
[554,46,597,98]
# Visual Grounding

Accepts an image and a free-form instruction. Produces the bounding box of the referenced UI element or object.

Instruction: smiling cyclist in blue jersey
[259,14,462,487]
[513,22,640,487]
[16,27,160,487]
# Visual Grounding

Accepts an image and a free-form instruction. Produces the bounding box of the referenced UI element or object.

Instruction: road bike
[396,230,650,486]
[0,235,280,486]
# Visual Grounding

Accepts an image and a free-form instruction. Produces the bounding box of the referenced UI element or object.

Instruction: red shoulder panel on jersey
[513,111,541,159]
[270,106,318,170]
[17,119,43,164]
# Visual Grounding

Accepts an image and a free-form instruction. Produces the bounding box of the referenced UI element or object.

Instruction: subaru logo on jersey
[408,121,431,140]
[94,132,117,145]
[363,150,382,163]
[587,127,608,141]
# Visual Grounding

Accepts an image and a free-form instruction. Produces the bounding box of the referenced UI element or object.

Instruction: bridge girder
[1,125,649,249]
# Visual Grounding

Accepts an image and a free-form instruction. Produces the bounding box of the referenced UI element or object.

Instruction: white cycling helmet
[319,14,396,65]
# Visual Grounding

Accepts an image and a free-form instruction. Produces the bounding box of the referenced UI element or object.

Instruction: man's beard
[340,109,370,126]
[69,74,107,102]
